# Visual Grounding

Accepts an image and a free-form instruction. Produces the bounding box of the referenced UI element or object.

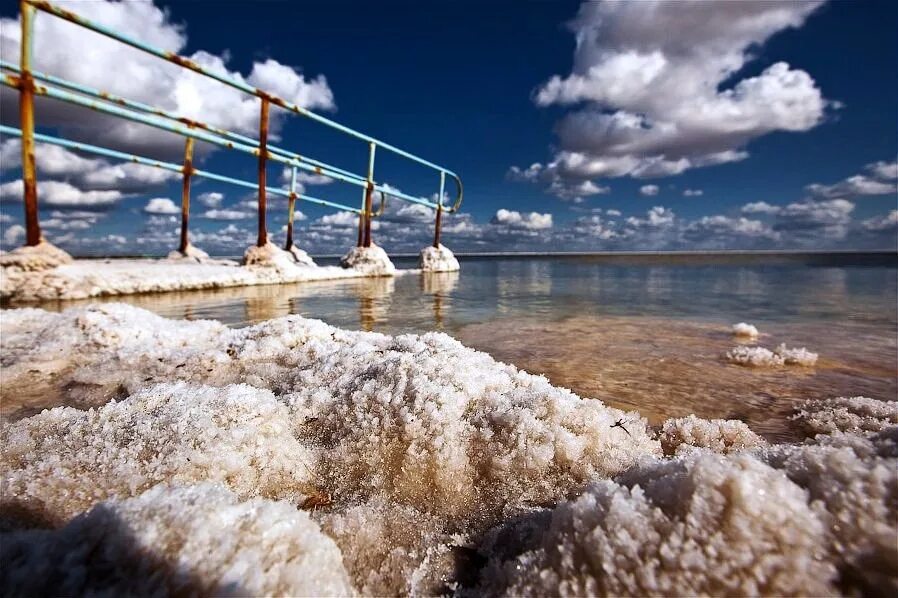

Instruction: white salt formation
[419,244,461,272]
[286,244,317,267]
[1,304,895,596]
[660,414,767,456]
[166,243,211,262]
[0,484,355,597]
[726,343,818,367]
[731,322,759,339]
[340,243,396,275]
[792,395,898,436]
[0,241,72,272]
[1,254,389,302]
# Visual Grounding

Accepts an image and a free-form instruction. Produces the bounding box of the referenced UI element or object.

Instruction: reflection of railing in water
[3,0,463,254]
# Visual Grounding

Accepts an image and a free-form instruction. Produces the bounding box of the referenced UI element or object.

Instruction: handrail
[8,0,463,253]
[23,0,463,214]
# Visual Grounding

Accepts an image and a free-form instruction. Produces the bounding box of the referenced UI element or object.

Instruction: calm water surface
[23,254,898,441]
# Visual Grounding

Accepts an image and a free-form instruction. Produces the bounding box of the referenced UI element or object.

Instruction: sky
[0,0,896,255]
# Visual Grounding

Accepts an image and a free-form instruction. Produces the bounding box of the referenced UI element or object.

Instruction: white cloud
[685,215,778,243]
[0,179,122,208]
[0,0,335,157]
[639,184,659,196]
[771,198,855,239]
[201,208,253,221]
[513,0,827,188]
[683,189,703,197]
[606,209,621,217]
[741,201,781,215]
[2,223,24,245]
[0,139,178,193]
[143,197,180,215]
[197,192,224,208]
[625,206,675,228]
[490,209,553,231]
[861,210,898,232]
[547,179,610,202]
[806,159,898,198]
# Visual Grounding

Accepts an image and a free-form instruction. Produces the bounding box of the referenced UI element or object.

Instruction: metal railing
[3,0,463,254]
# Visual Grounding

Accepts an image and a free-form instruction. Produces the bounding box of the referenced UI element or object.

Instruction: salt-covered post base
[419,244,460,272]
[0,241,73,271]
[243,242,310,271]
[286,245,317,267]
[340,243,396,276]
[166,244,210,263]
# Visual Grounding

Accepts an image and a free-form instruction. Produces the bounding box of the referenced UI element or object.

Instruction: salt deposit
[419,244,460,272]
[0,241,72,272]
[0,484,355,597]
[287,244,317,267]
[340,243,396,275]
[1,254,394,302]
[726,343,819,367]
[732,321,759,339]
[1,304,895,596]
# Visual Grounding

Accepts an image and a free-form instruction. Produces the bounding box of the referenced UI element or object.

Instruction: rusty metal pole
[432,171,446,248]
[256,97,270,247]
[178,136,194,253]
[285,165,297,250]
[19,0,40,246]
[363,141,376,248]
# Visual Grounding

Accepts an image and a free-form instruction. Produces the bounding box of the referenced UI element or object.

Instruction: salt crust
[1,252,390,302]
[726,343,819,367]
[419,244,461,272]
[732,322,759,338]
[340,243,396,275]
[0,241,72,272]
[0,484,355,597]
[1,304,895,596]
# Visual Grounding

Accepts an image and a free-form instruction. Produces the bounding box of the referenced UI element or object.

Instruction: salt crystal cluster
[0,304,895,596]
[726,343,818,367]
[0,241,72,272]
[732,322,759,339]
[418,244,460,272]
[0,484,355,597]
[340,243,396,275]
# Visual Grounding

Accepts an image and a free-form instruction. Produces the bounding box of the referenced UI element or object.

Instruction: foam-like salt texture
[726,343,818,367]
[1,304,895,596]
[732,322,759,338]
[660,414,767,455]
[419,244,461,272]
[0,484,355,597]
[2,382,315,520]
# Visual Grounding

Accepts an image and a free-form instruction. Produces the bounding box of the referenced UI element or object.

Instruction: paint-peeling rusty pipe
[179,136,194,254]
[19,0,40,246]
[285,165,297,251]
[257,97,270,247]
[363,182,374,248]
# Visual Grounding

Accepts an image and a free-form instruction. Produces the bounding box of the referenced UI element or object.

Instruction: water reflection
[421,272,459,329]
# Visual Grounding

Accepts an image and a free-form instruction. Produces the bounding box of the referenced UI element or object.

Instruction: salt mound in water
[726,343,818,367]
[732,322,759,339]
[792,395,898,437]
[0,484,355,597]
[1,382,315,520]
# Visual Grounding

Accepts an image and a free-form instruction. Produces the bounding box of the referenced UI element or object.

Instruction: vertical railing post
[285,165,297,250]
[178,136,195,253]
[433,171,445,248]
[363,141,376,247]
[256,97,270,247]
[19,0,40,246]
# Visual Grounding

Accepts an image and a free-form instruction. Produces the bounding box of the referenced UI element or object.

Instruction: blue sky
[0,0,895,255]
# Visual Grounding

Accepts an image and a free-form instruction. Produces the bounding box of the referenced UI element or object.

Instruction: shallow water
[11,253,897,440]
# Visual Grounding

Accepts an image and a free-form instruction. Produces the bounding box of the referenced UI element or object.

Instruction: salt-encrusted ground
[1,304,896,596]
[1,247,409,302]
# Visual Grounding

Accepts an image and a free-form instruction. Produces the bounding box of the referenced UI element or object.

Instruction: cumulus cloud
[201,208,254,221]
[639,185,659,196]
[2,223,24,245]
[0,0,335,158]
[143,197,180,215]
[741,201,781,215]
[0,139,178,196]
[511,0,828,192]
[197,192,224,208]
[806,159,898,198]
[683,189,703,197]
[0,179,122,208]
[861,210,898,232]
[684,215,778,246]
[771,198,855,240]
[508,163,609,202]
[490,209,553,231]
